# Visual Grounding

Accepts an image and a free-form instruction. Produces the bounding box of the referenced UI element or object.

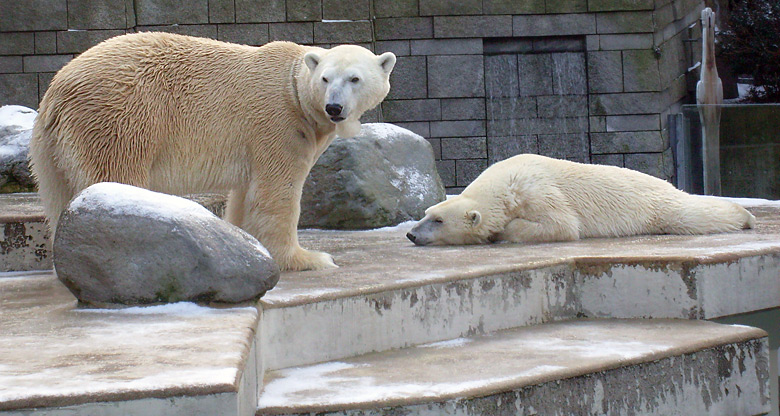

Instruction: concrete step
[260,204,780,370]
[0,272,260,416]
[0,193,50,272]
[256,319,771,416]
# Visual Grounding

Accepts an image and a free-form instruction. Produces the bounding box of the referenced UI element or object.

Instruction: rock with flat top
[300,123,445,229]
[53,183,279,306]
[0,105,37,193]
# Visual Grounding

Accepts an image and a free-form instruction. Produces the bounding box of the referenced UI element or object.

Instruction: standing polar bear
[30,32,396,271]
[407,154,755,246]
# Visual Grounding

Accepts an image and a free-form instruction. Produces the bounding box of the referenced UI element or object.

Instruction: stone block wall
[0,0,705,193]
[375,0,705,191]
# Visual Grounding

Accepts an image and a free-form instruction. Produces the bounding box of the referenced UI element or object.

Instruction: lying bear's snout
[407,231,429,246]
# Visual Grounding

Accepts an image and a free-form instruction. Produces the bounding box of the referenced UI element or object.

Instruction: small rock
[300,123,445,229]
[0,106,37,193]
[54,183,279,307]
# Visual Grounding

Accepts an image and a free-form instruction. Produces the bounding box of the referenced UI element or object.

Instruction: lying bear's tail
[667,195,755,235]
[29,103,76,234]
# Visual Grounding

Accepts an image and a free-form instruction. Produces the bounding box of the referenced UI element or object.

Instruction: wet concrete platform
[1,195,778,415]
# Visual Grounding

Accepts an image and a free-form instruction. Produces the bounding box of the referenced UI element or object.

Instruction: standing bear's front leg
[229,166,337,272]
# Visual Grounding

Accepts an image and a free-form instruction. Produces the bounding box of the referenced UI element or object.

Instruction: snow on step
[257,319,769,416]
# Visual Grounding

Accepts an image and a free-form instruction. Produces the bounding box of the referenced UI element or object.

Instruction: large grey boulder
[300,123,445,229]
[54,183,279,307]
[0,106,37,193]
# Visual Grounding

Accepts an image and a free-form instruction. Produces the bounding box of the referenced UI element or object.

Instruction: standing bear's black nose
[325,103,343,116]
[406,232,417,243]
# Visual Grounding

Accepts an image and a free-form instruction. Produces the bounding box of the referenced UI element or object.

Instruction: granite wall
[0,0,705,192]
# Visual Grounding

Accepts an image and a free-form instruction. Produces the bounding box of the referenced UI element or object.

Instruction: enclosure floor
[1,200,779,414]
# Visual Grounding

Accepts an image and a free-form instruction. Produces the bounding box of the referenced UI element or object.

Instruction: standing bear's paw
[282,248,338,271]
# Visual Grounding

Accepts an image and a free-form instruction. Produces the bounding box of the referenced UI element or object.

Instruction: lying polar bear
[407,154,755,246]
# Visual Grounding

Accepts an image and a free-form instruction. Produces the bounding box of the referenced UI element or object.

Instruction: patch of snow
[418,338,472,349]
[322,19,356,23]
[0,105,37,131]
[258,362,360,407]
[261,286,346,304]
[520,338,671,360]
[0,129,31,158]
[75,301,257,316]
[728,324,756,330]
[391,166,430,203]
[302,220,417,234]
[368,220,416,233]
[258,362,566,408]
[364,123,423,141]
[70,182,217,221]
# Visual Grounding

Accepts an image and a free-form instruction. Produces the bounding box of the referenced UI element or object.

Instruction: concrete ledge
[0,193,50,272]
[261,203,780,369]
[0,273,259,414]
[257,319,770,415]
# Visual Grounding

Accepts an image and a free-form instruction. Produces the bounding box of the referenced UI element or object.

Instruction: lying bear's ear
[304,52,321,72]
[377,52,396,75]
[468,210,482,227]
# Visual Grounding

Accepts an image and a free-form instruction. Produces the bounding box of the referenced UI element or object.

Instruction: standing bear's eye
[322,77,329,83]
[433,218,443,224]
[350,77,360,83]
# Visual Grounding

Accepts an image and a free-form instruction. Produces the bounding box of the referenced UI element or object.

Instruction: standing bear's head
[407,196,493,246]
[303,45,396,138]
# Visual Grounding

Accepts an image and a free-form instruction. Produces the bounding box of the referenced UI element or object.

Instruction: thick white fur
[410,154,755,245]
[29,32,395,271]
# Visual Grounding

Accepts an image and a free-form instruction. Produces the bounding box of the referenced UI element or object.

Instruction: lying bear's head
[407,196,490,246]
[304,45,396,138]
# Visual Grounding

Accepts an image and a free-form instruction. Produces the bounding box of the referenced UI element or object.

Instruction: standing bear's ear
[468,210,482,227]
[304,52,321,72]
[377,52,396,75]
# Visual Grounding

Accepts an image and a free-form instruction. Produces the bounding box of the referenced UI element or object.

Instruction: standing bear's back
[32,32,308,215]
[38,32,305,185]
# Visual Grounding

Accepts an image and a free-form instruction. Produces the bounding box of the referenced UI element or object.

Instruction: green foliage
[720,0,780,102]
